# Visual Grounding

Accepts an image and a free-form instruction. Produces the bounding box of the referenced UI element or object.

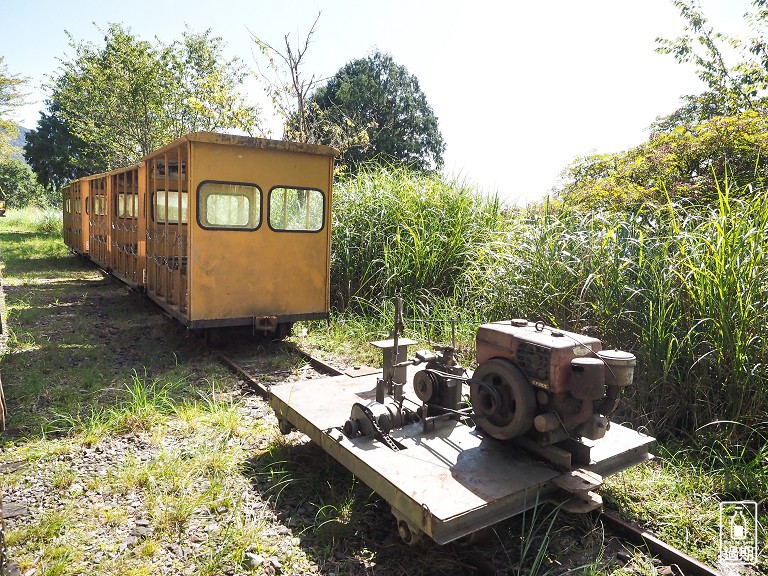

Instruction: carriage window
[198,182,261,230]
[75,198,81,214]
[65,198,71,213]
[269,187,324,232]
[95,195,107,216]
[155,191,188,223]
[118,194,137,218]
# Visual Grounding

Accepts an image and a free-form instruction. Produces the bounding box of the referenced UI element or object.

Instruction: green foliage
[161,27,259,136]
[329,168,768,434]
[250,14,325,144]
[606,425,768,568]
[331,166,505,317]
[562,2,768,208]
[308,52,445,172]
[0,157,52,208]
[28,23,259,179]
[558,111,768,207]
[24,100,112,191]
[469,187,768,432]
[0,55,27,159]
[654,0,768,129]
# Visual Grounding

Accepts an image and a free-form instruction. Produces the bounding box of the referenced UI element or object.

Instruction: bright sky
[0,0,754,203]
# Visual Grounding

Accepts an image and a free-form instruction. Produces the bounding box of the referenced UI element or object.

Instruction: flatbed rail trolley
[269,304,655,544]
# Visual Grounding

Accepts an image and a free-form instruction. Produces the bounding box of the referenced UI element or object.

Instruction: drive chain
[356,402,400,452]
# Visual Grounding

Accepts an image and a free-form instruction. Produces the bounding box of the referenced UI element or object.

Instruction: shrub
[0,157,59,208]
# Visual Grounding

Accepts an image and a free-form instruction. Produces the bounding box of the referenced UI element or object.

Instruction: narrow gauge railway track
[216,347,345,400]
[216,350,724,576]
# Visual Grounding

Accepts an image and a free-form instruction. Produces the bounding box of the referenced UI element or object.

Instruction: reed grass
[330,169,768,436]
[331,166,507,313]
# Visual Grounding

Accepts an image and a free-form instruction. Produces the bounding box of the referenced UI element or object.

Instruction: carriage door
[89,176,109,268]
[146,144,190,318]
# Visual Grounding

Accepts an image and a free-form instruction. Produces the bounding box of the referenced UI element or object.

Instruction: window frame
[196,180,263,232]
[267,186,326,233]
[95,194,108,216]
[117,193,139,219]
[152,189,189,224]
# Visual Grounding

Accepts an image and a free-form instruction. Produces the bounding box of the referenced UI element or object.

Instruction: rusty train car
[61,132,337,335]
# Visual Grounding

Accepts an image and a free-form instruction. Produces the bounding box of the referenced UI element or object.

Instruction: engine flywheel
[470,358,536,439]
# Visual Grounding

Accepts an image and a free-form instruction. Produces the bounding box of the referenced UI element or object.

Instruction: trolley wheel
[397,519,422,545]
[277,418,295,435]
[470,358,536,440]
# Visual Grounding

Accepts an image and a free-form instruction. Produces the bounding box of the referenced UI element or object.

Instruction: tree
[23,102,106,191]
[0,158,48,208]
[0,56,26,159]
[250,14,325,142]
[162,28,259,136]
[558,112,768,207]
[251,15,372,162]
[561,0,768,208]
[30,24,259,175]
[307,51,445,172]
[654,0,768,131]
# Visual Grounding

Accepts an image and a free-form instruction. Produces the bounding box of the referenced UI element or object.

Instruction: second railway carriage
[61,132,338,335]
[110,164,146,287]
[62,178,91,256]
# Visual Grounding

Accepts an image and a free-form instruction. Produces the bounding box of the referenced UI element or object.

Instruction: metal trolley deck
[270,363,654,545]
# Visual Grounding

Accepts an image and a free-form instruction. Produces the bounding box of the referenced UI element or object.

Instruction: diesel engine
[472,319,636,444]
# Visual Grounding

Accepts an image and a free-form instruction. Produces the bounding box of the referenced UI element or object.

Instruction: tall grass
[331,166,506,312]
[330,168,768,435]
[1,206,63,235]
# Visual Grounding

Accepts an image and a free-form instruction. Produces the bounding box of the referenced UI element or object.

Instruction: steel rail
[296,350,345,377]
[599,510,723,576]
[216,345,344,401]
[215,352,272,399]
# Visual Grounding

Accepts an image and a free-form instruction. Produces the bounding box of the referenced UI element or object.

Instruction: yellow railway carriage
[61,132,337,335]
[62,179,91,256]
[144,132,337,331]
[110,164,146,288]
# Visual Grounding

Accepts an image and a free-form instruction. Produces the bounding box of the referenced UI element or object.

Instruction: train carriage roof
[143,132,339,160]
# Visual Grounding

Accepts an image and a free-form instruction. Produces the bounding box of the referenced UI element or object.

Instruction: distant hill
[9,125,30,161]
[11,125,29,148]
